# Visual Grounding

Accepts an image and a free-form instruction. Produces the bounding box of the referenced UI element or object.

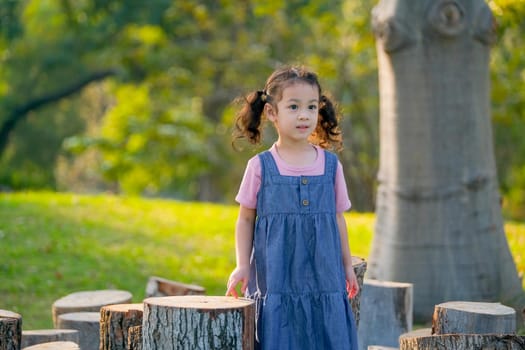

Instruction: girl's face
[266,82,319,144]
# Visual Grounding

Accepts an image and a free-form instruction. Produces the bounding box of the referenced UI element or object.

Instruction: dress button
[302,178,308,185]
[302,199,309,206]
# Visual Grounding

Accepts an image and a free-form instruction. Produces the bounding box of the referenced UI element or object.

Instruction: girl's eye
[309,105,318,110]
[289,104,298,110]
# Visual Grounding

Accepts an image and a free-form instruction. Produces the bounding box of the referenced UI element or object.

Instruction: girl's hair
[232,65,343,151]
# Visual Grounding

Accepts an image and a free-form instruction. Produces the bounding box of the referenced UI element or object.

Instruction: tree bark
[126,326,142,350]
[142,296,254,350]
[368,0,525,322]
[100,303,143,350]
[400,334,525,350]
[431,301,516,335]
[52,290,132,327]
[56,312,100,350]
[350,256,367,327]
[0,310,21,350]
[21,329,79,348]
[358,279,412,350]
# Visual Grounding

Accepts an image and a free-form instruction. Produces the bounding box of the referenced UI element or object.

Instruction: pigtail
[313,94,343,151]
[232,90,267,147]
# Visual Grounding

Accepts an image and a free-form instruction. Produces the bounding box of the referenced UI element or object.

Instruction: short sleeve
[335,161,352,213]
[235,156,262,209]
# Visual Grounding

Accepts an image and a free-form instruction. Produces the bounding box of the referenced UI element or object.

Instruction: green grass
[0,191,523,331]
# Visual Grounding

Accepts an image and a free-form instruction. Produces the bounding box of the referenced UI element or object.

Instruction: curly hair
[232,65,343,151]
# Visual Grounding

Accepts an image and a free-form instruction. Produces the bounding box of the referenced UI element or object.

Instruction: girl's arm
[336,212,359,298]
[226,205,256,298]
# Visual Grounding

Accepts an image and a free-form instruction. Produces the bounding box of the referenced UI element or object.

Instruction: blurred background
[1,0,524,219]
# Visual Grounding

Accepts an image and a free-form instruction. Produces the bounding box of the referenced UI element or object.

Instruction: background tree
[0,0,381,209]
[0,0,524,220]
[490,0,525,220]
[368,0,525,321]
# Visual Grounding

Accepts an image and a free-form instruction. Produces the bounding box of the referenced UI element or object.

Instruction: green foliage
[489,0,525,219]
[1,0,525,218]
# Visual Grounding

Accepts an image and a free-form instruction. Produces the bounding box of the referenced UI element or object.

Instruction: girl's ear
[265,103,277,122]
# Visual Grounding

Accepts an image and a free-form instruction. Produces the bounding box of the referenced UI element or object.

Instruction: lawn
[0,191,523,330]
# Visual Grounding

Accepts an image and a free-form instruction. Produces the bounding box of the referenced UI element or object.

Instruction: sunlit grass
[0,191,523,331]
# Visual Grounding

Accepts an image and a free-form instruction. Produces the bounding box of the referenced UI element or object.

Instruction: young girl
[226,65,359,350]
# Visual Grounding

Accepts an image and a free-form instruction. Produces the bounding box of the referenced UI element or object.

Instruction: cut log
[52,290,132,328]
[358,279,413,350]
[22,341,79,350]
[431,301,516,334]
[350,256,367,327]
[56,312,100,350]
[126,326,142,350]
[100,303,143,350]
[142,296,254,350]
[399,328,432,340]
[399,334,525,350]
[0,309,22,350]
[21,329,78,348]
[145,276,205,297]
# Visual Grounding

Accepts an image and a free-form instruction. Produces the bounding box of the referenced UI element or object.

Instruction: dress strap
[323,150,338,184]
[258,151,280,183]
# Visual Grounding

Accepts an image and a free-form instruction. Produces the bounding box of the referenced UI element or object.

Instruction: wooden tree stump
[432,301,516,335]
[399,328,432,340]
[56,312,100,350]
[145,276,205,297]
[142,296,254,350]
[21,329,79,348]
[100,303,143,350]
[126,326,142,350]
[350,256,367,327]
[52,290,132,328]
[358,279,412,350]
[0,310,22,350]
[400,334,525,350]
[22,341,80,350]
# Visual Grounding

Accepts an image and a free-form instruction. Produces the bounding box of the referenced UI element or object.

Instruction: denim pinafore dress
[248,150,358,350]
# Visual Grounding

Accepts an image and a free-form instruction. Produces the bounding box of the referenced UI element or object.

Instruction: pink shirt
[235,144,352,213]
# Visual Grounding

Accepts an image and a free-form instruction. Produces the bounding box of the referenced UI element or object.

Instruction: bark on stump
[142,296,255,350]
[21,329,78,349]
[350,256,367,327]
[52,290,132,328]
[146,276,205,297]
[358,279,413,350]
[0,310,22,350]
[56,312,100,350]
[126,326,142,350]
[22,341,80,350]
[431,301,516,334]
[400,334,525,350]
[100,303,143,350]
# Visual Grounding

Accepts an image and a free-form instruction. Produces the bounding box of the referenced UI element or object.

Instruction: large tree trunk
[368,0,525,322]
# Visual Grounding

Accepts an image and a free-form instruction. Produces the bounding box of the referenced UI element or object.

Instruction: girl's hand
[226,266,250,298]
[345,267,360,299]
